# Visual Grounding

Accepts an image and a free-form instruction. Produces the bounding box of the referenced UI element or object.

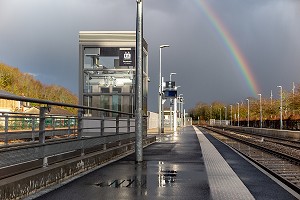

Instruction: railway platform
[29,126,298,200]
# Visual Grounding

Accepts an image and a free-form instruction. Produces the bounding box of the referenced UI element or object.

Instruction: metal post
[39,107,47,167]
[181,98,184,127]
[219,108,221,125]
[224,106,227,125]
[77,109,85,155]
[135,0,143,163]
[246,99,249,127]
[170,104,173,131]
[277,86,283,130]
[230,105,232,126]
[292,82,295,116]
[101,113,105,136]
[39,107,46,143]
[67,116,71,137]
[116,114,120,135]
[270,90,273,119]
[258,94,262,128]
[127,115,131,134]
[159,50,162,134]
[173,97,177,132]
[77,109,83,139]
[183,109,186,126]
[31,117,35,141]
[159,46,169,134]
[237,102,239,126]
[4,114,8,145]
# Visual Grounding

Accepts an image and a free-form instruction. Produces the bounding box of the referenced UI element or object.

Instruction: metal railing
[0,93,140,178]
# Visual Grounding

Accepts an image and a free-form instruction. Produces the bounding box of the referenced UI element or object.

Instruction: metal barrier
[0,93,139,178]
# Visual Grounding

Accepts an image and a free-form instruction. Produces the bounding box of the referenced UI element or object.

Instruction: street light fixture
[277,86,283,130]
[158,44,170,134]
[246,99,249,127]
[170,72,176,81]
[258,94,262,128]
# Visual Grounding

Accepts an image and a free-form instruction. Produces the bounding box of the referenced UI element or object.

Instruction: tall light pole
[292,82,295,116]
[224,106,227,125]
[277,86,283,130]
[230,105,232,126]
[237,102,239,126]
[210,105,212,119]
[219,108,221,125]
[258,93,262,128]
[158,44,169,134]
[173,85,180,132]
[136,0,143,162]
[270,90,273,119]
[179,94,184,128]
[169,73,176,131]
[246,99,249,127]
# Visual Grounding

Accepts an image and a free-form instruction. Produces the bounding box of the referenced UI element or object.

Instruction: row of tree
[189,83,300,122]
[0,63,78,114]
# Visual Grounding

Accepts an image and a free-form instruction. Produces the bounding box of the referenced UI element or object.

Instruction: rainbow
[194,0,259,95]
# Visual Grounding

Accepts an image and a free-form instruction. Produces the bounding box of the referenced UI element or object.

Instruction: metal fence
[0,93,141,178]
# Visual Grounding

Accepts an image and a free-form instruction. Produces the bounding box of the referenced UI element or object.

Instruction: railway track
[201,126,300,194]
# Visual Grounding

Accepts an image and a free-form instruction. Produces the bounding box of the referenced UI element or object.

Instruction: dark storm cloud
[0,0,300,111]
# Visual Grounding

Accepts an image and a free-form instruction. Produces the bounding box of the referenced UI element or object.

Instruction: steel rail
[200,126,300,193]
[205,127,300,164]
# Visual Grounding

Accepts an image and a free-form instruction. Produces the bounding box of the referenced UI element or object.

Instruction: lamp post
[210,105,212,122]
[219,108,221,125]
[173,85,180,132]
[158,44,170,134]
[237,102,239,126]
[179,94,184,127]
[169,72,176,131]
[258,94,262,128]
[292,82,295,116]
[136,0,143,162]
[224,106,227,125]
[230,105,232,126]
[277,86,283,130]
[246,99,249,127]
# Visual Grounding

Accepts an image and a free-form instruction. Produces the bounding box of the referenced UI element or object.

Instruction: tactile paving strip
[193,126,255,200]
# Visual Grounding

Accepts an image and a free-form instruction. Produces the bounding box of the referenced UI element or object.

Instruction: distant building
[0,90,21,112]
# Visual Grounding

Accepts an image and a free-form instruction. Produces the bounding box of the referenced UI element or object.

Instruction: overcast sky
[0,0,300,112]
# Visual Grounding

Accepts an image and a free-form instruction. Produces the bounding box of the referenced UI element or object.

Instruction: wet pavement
[34,126,211,200]
[32,126,298,200]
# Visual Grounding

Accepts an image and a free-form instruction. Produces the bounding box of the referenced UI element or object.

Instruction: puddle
[158,161,178,187]
[95,176,147,188]
[95,162,179,189]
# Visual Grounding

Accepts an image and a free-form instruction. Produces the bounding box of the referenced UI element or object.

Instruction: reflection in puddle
[95,161,180,189]
[95,176,147,188]
[158,161,178,187]
[156,133,181,143]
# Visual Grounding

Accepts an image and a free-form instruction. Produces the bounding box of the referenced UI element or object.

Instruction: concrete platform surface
[30,126,297,200]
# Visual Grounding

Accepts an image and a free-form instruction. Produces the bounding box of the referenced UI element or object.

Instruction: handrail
[0,93,134,116]
[0,92,141,174]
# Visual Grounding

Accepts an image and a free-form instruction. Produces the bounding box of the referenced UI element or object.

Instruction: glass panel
[112,88,121,117]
